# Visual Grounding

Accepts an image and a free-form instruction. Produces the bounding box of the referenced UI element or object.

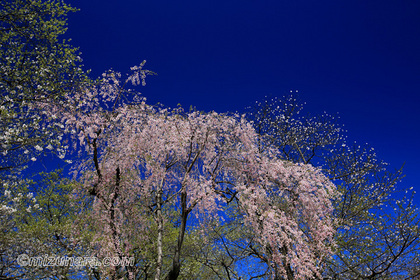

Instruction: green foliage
[0,170,95,279]
[0,0,89,173]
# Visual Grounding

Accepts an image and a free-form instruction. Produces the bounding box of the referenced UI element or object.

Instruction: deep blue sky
[66,0,420,203]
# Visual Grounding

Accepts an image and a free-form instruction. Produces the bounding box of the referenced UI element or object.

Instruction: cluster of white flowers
[0,204,16,213]
[34,145,43,151]
[4,189,11,198]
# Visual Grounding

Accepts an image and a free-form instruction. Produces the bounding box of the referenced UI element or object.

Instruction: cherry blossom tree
[247,95,420,279]
[1,2,417,279]
[59,68,338,280]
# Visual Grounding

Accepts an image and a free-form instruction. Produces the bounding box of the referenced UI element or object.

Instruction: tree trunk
[155,179,164,280]
[165,189,189,280]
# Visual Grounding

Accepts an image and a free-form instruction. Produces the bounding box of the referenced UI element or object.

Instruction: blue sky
[65,0,420,204]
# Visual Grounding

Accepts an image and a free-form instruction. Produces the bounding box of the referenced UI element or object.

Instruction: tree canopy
[0,0,87,173]
[1,1,419,280]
